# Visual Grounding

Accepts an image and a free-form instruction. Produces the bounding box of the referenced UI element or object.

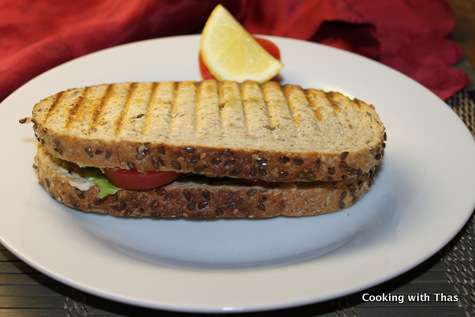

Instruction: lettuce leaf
[84,168,121,199]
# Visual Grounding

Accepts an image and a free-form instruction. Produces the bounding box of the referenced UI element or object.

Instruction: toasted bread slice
[31,80,386,182]
[35,144,375,218]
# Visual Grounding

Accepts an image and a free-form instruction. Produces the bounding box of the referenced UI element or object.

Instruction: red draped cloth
[0,0,469,101]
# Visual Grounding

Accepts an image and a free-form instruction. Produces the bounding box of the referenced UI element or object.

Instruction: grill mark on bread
[283,84,320,140]
[238,82,251,138]
[195,82,205,135]
[85,83,131,140]
[305,89,323,122]
[354,98,365,110]
[240,81,272,140]
[284,84,310,127]
[44,90,66,123]
[115,82,138,136]
[141,82,159,137]
[65,89,87,129]
[60,85,112,134]
[46,89,88,133]
[169,81,197,137]
[262,81,296,141]
[219,81,246,137]
[89,84,113,133]
[117,82,155,139]
[325,91,341,112]
[195,82,203,135]
[145,81,175,142]
[196,80,220,135]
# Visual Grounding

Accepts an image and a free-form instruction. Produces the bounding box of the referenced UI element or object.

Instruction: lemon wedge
[200,4,284,83]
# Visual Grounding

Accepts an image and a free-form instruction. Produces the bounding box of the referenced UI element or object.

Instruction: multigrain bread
[35,143,375,218]
[31,80,386,183]
[24,80,386,218]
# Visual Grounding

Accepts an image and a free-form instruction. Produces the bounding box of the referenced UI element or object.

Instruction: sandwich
[21,80,386,218]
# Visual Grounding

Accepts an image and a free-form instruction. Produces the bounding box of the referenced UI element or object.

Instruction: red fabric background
[0,0,469,101]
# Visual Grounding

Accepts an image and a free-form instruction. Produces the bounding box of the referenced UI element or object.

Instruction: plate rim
[1,34,474,313]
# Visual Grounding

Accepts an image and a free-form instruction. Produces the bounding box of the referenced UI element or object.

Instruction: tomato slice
[199,36,281,80]
[199,53,215,80]
[254,37,281,60]
[104,168,183,190]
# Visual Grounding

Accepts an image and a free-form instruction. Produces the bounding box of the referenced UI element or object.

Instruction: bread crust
[35,132,384,182]
[35,144,376,218]
[31,80,386,182]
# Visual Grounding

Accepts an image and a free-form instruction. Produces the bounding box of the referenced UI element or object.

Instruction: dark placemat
[1,61,474,317]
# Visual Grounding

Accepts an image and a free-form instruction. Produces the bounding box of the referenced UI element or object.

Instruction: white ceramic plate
[0,35,474,313]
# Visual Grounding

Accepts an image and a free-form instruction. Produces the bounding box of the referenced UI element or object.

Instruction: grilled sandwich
[22,80,386,218]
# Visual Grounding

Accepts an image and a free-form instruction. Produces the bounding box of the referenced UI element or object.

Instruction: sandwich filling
[34,143,377,218]
[103,168,183,191]
[45,158,184,199]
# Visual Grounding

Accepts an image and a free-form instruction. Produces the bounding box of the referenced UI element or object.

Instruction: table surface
[1,2,475,316]
[446,0,475,68]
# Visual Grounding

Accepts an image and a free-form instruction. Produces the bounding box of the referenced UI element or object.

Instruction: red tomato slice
[199,36,281,80]
[104,168,183,190]
[255,37,281,60]
[199,53,215,80]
